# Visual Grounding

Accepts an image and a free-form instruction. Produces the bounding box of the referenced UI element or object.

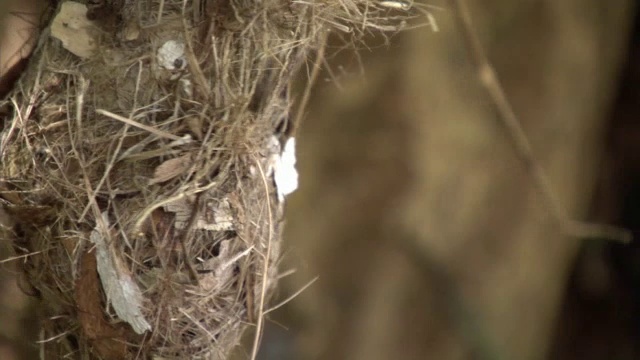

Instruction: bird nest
[0,0,419,358]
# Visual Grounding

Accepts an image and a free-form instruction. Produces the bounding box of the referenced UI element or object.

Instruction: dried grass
[0,0,418,358]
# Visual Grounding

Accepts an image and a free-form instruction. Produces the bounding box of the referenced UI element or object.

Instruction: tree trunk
[285,1,634,359]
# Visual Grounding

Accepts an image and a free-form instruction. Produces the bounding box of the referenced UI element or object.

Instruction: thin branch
[451,0,631,243]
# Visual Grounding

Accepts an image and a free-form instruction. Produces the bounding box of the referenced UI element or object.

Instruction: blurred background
[2,0,640,359]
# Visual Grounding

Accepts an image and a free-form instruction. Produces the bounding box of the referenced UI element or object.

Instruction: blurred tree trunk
[285,1,634,359]
[0,3,43,360]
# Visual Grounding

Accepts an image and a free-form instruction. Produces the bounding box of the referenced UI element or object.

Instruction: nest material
[0,0,415,358]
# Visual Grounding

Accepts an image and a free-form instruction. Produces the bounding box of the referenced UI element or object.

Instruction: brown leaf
[76,251,129,360]
[149,153,192,184]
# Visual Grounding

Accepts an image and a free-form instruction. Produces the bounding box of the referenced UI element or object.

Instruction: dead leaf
[198,240,232,292]
[149,153,192,184]
[51,2,97,59]
[164,196,234,231]
[186,117,203,140]
[89,212,151,334]
[197,199,234,231]
[76,251,128,359]
[123,20,140,41]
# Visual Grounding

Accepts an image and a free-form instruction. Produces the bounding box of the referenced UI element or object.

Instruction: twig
[450,0,631,243]
[96,109,182,141]
[263,276,318,315]
[0,250,45,264]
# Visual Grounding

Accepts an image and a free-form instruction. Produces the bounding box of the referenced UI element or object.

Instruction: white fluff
[157,40,185,70]
[274,137,299,201]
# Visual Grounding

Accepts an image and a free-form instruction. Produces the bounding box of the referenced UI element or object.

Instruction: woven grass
[0,0,418,358]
